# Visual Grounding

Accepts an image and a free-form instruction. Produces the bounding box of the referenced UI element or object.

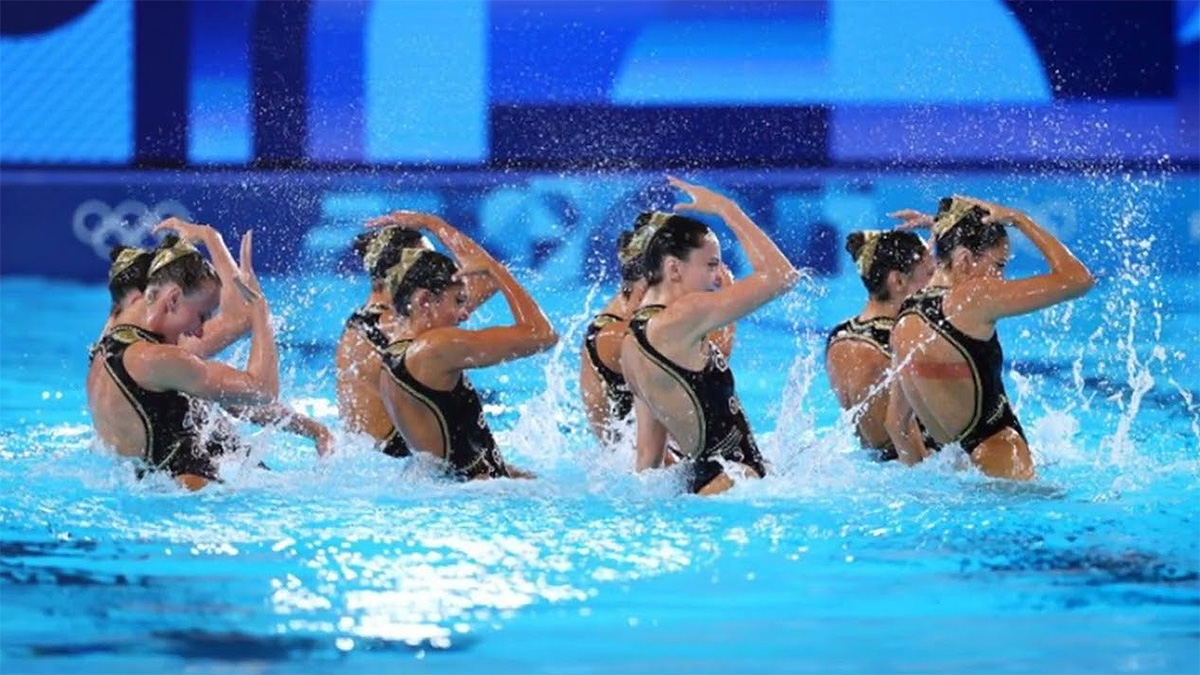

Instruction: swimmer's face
[430,282,469,328]
[963,240,1011,281]
[678,233,723,293]
[165,281,220,342]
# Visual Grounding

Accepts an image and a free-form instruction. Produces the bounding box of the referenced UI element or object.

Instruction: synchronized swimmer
[85,179,1093,492]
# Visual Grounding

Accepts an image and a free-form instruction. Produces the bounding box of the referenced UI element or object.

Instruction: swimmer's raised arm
[421,255,558,372]
[127,346,276,407]
[155,218,253,358]
[708,263,737,356]
[236,232,280,399]
[888,208,937,249]
[666,176,800,340]
[954,196,1094,322]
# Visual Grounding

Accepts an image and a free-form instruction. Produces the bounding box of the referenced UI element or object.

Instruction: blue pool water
[1,178,1198,673]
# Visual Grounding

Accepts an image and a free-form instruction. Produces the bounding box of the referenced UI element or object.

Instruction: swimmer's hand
[506,466,537,480]
[888,209,936,230]
[153,217,212,243]
[234,230,264,304]
[668,175,734,215]
[952,195,1026,226]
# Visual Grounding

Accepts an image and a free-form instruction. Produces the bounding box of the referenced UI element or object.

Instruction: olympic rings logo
[72,199,193,260]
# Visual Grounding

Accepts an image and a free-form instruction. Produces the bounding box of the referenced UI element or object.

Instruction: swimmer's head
[933,196,1009,266]
[143,235,222,341]
[616,211,671,297]
[354,226,433,285]
[642,213,722,292]
[384,248,467,325]
[107,245,154,315]
[846,230,932,302]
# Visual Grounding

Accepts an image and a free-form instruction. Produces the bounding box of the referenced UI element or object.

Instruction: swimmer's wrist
[192,225,218,247]
[249,302,270,323]
[716,201,745,221]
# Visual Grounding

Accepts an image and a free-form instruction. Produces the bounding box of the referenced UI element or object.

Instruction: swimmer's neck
[640,281,689,308]
[944,266,984,288]
[605,282,646,317]
[104,296,145,335]
[130,304,180,344]
[858,297,904,322]
[405,311,445,338]
[367,285,392,308]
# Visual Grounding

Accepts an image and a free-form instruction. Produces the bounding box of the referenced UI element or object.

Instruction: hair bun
[845,231,866,260]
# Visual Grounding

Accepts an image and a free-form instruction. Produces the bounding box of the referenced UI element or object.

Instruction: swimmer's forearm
[425,218,488,261]
[899,419,929,465]
[884,384,924,465]
[434,225,500,310]
[183,314,248,359]
[490,264,557,343]
[1010,215,1093,289]
[197,226,239,285]
[233,403,317,437]
[198,226,254,342]
[635,446,664,471]
[888,424,925,465]
[245,304,280,400]
[717,203,799,287]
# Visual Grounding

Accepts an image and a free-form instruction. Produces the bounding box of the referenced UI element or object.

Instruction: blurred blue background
[1,0,1197,280]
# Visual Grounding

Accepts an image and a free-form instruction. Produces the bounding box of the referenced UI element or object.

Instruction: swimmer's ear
[162,284,182,312]
[886,269,905,294]
[410,288,433,312]
[950,247,972,271]
[664,256,682,283]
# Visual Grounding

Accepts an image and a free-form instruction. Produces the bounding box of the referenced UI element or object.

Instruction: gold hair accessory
[363,226,399,274]
[932,197,976,238]
[855,230,884,277]
[147,238,201,277]
[618,211,672,265]
[109,247,148,281]
[384,248,429,300]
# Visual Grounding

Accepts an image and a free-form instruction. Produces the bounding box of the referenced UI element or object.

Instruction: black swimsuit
[98,325,245,480]
[629,305,766,493]
[826,316,894,358]
[344,303,411,458]
[897,287,1026,454]
[584,312,634,420]
[381,341,509,480]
